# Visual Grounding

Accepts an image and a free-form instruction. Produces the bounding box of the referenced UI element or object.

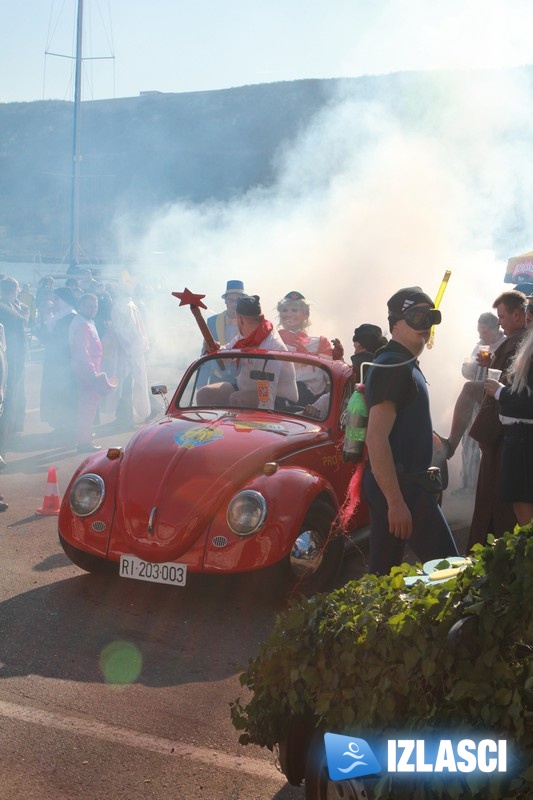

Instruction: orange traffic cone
[36,466,61,516]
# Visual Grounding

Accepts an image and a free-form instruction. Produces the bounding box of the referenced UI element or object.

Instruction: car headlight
[69,474,105,517]
[226,490,267,536]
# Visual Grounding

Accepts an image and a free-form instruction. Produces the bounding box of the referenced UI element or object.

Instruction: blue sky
[1,0,532,102]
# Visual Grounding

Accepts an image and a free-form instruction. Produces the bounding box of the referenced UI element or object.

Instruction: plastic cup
[478,348,491,367]
[487,368,502,381]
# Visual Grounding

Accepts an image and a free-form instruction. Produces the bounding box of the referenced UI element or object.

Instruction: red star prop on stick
[172,288,207,310]
[172,288,222,364]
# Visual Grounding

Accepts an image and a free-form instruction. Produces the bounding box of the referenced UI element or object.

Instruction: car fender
[58,452,121,558]
[203,466,338,572]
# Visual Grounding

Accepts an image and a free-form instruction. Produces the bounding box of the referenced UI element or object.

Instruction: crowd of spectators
[0,268,532,552]
[0,268,154,464]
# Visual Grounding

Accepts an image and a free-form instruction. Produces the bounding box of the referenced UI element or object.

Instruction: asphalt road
[0,356,315,800]
[0,355,472,800]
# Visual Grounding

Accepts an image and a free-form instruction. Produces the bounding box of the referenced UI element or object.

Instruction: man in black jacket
[467,290,527,548]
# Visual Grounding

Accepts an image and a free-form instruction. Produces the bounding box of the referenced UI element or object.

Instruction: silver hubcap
[289,528,324,578]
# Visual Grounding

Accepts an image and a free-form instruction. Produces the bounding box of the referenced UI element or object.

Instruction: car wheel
[59,533,115,574]
[305,731,371,800]
[286,500,344,594]
[278,712,317,786]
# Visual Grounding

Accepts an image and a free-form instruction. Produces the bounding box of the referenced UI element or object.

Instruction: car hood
[113,412,325,557]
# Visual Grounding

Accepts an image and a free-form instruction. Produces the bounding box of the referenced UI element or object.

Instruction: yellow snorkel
[426,269,451,349]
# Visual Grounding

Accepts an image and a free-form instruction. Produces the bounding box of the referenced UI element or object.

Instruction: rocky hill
[0,79,342,263]
[1,69,532,265]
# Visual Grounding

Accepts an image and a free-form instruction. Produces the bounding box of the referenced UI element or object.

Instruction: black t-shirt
[365,341,418,411]
[365,340,433,472]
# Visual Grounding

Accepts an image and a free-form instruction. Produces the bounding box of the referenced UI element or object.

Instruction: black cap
[54,286,77,308]
[387,286,434,315]
[352,323,385,352]
[236,294,262,317]
[353,323,382,341]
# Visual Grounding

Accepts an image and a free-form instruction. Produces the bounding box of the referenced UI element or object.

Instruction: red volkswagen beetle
[58,350,369,594]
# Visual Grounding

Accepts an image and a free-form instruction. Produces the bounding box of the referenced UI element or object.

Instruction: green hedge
[231,524,533,799]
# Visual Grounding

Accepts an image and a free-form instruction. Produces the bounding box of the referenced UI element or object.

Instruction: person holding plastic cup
[445,312,506,492]
[467,291,528,548]
[439,313,504,464]
[484,325,533,527]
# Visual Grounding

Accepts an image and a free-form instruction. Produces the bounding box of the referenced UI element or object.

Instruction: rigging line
[45,0,68,52]
[44,51,76,59]
[85,0,94,100]
[44,0,55,50]
[103,0,116,98]
[78,0,116,100]
[43,0,81,101]
[96,0,115,57]
[83,1,116,101]
[45,51,114,61]
[43,0,64,99]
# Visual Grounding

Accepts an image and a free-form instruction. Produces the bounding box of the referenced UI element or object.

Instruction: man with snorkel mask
[362,286,459,574]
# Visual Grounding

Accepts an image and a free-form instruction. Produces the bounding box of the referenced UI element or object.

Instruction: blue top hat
[222,280,245,298]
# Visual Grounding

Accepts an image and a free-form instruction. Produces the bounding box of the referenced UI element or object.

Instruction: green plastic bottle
[343,385,368,462]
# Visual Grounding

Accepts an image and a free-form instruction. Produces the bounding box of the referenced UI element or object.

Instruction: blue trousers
[362,468,459,575]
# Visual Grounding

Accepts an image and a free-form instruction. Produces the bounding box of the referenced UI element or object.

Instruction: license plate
[119,555,187,586]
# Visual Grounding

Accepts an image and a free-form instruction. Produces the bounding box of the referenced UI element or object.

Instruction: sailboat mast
[69,0,83,266]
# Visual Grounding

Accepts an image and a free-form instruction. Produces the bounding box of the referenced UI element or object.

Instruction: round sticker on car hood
[174,426,224,448]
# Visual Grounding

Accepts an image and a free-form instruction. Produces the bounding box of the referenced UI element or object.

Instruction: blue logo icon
[324,733,382,780]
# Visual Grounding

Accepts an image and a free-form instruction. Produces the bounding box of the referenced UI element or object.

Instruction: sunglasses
[401,307,442,331]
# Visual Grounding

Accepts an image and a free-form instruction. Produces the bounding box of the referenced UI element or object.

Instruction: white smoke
[120,68,533,496]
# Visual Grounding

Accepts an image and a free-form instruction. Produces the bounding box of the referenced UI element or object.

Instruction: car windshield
[175,352,332,420]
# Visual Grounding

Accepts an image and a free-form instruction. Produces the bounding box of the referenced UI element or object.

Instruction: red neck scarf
[232,318,273,350]
[278,328,313,353]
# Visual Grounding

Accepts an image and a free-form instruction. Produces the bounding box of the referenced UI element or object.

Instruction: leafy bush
[231,524,533,799]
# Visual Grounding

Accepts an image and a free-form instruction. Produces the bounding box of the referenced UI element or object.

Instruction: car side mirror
[151,384,169,412]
